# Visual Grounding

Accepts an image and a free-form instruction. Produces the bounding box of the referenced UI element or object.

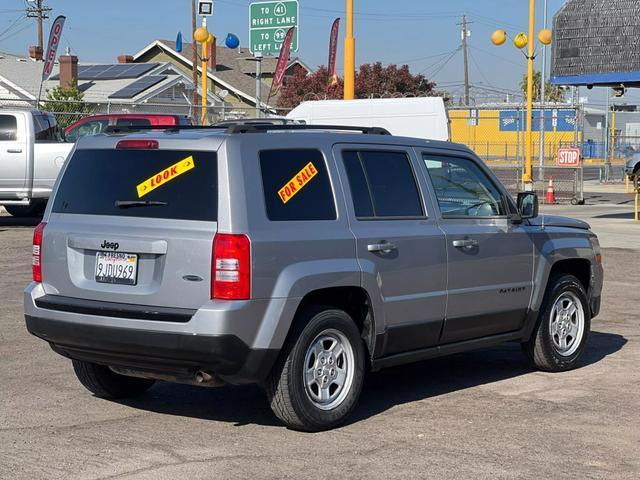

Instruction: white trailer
[286,97,449,141]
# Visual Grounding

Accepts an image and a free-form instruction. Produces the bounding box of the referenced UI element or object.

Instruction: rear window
[116,118,152,127]
[33,113,63,143]
[52,149,217,221]
[259,149,336,221]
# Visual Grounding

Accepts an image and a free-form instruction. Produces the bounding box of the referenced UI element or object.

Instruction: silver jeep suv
[25,124,603,431]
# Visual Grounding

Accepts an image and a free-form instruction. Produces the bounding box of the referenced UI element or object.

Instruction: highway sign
[557,148,581,167]
[249,1,298,54]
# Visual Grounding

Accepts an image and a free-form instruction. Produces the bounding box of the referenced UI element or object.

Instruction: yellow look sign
[278,162,318,204]
[136,156,195,198]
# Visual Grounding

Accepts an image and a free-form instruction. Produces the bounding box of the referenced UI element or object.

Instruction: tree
[277,62,439,109]
[519,70,566,103]
[43,84,96,129]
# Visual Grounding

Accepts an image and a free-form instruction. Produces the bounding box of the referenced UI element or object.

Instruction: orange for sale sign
[557,148,581,167]
[278,162,318,204]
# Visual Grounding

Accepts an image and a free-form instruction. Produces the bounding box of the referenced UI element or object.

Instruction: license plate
[95,252,138,285]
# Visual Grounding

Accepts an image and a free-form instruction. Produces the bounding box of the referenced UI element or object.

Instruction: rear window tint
[52,149,217,221]
[259,149,336,221]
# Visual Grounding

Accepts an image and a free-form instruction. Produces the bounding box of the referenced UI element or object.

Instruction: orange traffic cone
[545,178,556,204]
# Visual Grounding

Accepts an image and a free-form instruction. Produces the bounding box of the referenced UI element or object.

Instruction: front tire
[72,360,155,399]
[265,307,365,431]
[523,274,591,372]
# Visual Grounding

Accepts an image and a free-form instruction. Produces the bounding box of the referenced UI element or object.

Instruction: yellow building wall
[449,109,581,163]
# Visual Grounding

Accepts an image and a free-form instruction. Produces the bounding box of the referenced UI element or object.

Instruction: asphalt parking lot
[1,200,638,480]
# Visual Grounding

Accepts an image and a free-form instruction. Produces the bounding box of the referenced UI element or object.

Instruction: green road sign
[249,1,299,55]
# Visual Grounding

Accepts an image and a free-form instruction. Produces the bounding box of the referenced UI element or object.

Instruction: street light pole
[344,0,355,100]
[523,0,536,187]
[255,52,263,118]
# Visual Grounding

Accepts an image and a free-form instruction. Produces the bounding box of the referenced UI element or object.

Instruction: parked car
[0,109,73,217]
[287,97,449,141]
[64,114,192,142]
[625,151,640,179]
[25,124,603,431]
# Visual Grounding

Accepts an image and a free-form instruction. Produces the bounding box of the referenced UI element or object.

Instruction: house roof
[0,51,219,105]
[132,40,311,107]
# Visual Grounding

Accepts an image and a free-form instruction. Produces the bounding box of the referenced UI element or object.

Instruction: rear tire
[72,360,155,399]
[265,307,365,431]
[522,274,590,372]
[4,201,46,218]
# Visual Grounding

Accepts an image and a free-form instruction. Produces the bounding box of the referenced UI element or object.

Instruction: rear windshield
[52,149,217,221]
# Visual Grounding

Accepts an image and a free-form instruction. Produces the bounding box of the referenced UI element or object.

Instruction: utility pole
[26,0,52,54]
[191,0,199,110]
[460,15,470,106]
[538,0,548,179]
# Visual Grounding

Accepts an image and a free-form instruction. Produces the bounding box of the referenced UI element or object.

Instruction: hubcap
[303,329,355,410]
[550,292,585,357]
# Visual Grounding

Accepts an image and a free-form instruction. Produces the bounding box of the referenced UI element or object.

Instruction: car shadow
[0,215,42,228]
[594,212,636,219]
[113,331,626,429]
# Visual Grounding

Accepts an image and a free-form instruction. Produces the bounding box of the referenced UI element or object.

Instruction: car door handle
[452,239,479,249]
[6,148,22,153]
[367,242,397,253]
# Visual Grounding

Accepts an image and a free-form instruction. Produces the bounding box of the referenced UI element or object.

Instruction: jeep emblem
[100,240,119,250]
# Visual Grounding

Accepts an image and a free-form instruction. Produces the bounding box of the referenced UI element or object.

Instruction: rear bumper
[23,283,297,384]
[25,314,277,383]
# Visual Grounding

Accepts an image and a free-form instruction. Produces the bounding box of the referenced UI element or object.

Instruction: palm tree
[520,71,566,103]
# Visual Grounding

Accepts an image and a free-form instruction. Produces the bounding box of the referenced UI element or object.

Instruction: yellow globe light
[513,32,528,49]
[194,27,209,43]
[538,28,552,45]
[491,30,507,46]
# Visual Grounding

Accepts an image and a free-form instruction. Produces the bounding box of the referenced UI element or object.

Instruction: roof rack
[225,124,391,135]
[103,123,391,136]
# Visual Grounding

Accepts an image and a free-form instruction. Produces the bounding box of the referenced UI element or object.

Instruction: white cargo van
[286,97,449,141]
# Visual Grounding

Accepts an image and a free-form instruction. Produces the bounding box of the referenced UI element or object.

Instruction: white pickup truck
[0,109,73,217]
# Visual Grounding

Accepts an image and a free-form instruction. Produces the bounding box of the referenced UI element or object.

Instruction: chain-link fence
[0,97,292,127]
[448,106,586,203]
[490,165,584,205]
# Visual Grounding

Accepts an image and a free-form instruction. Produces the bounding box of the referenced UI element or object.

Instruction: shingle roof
[0,51,215,104]
[135,40,310,106]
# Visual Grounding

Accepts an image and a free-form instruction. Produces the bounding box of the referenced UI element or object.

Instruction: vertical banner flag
[42,16,66,80]
[328,18,340,86]
[267,26,295,102]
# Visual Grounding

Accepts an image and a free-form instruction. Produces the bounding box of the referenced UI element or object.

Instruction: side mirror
[517,192,539,219]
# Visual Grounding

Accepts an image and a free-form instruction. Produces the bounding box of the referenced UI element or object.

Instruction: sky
[0,0,633,107]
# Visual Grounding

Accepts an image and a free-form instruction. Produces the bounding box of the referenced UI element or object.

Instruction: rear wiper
[115,200,168,209]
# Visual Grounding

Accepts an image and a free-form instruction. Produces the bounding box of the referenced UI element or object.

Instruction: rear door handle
[6,148,22,153]
[367,242,397,253]
[452,239,479,249]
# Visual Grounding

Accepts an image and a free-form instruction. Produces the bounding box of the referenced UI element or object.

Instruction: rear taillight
[32,222,46,282]
[212,234,251,300]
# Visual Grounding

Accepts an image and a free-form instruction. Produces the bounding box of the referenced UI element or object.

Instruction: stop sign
[557,148,581,167]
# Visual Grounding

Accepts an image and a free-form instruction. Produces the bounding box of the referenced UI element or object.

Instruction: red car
[65,114,192,142]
